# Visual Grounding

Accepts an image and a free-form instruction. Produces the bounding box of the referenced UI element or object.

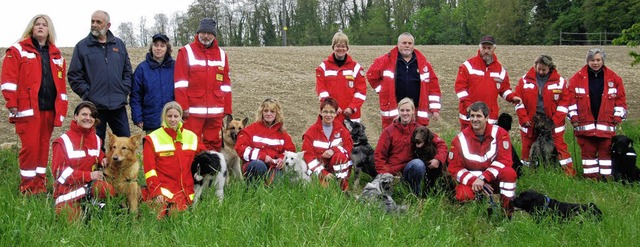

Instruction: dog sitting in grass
[191,151,227,203]
[283,151,311,183]
[103,132,143,213]
[529,114,558,168]
[343,119,377,187]
[221,114,249,182]
[512,190,603,222]
[610,135,640,183]
[357,173,407,213]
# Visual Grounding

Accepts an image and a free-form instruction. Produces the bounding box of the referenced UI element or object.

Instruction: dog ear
[225,114,233,126]
[343,119,353,132]
[242,117,250,126]
[107,131,116,147]
[129,133,143,149]
[296,151,305,160]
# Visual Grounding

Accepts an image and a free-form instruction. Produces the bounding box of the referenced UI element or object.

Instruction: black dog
[611,135,640,183]
[411,126,449,194]
[497,112,524,177]
[513,190,603,222]
[344,119,377,187]
[529,114,558,168]
[191,151,228,203]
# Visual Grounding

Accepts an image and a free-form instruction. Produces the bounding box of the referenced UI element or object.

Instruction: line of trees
[116,0,640,47]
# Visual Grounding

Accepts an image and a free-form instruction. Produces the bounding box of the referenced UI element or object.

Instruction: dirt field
[0,45,638,149]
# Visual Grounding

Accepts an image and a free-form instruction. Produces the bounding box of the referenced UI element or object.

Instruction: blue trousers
[402,159,426,196]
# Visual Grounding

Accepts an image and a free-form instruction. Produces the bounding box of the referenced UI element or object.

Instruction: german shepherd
[221,114,249,181]
[103,132,143,213]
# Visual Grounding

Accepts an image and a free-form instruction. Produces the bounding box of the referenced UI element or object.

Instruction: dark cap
[197,18,217,36]
[152,33,169,43]
[479,35,496,45]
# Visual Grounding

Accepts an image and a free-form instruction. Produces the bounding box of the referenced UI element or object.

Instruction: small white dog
[283,151,311,182]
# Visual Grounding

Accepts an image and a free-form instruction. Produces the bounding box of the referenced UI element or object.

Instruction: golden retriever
[103,132,143,213]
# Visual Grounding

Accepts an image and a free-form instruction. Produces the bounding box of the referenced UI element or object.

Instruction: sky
[1,0,191,47]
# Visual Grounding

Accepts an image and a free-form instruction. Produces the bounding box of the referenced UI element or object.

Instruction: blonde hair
[161,101,183,127]
[19,14,57,45]
[255,98,286,132]
[331,31,349,50]
[394,97,416,122]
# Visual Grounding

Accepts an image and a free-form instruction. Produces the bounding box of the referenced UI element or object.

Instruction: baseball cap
[152,33,169,42]
[479,35,496,45]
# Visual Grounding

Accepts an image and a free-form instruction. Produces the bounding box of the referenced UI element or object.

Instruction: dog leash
[543,195,551,210]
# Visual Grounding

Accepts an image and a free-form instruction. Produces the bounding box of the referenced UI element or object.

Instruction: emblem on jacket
[503,141,509,150]
[608,82,614,88]
[448,151,454,160]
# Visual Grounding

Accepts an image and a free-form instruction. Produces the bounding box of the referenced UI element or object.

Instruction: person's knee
[247,161,268,175]
[455,185,475,202]
[499,167,517,181]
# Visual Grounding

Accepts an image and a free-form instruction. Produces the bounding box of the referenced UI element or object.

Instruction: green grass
[1,121,639,246]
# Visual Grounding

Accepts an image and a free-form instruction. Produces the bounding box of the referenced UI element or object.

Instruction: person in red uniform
[448,101,516,217]
[315,32,367,123]
[1,14,68,195]
[514,54,576,176]
[302,97,354,191]
[568,48,627,179]
[143,101,205,218]
[174,18,231,151]
[366,32,442,129]
[455,36,521,130]
[51,102,114,221]
[235,98,296,185]
[374,98,448,196]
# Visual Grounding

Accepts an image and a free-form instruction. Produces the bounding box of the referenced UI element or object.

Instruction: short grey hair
[397,32,414,44]
[586,48,606,64]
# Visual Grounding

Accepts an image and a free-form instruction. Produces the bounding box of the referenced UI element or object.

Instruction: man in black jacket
[68,10,133,147]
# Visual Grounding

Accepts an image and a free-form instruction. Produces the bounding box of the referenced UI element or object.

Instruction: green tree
[289,0,323,45]
[613,22,640,66]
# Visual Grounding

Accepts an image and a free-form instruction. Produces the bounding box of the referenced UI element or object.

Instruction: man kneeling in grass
[448,101,517,218]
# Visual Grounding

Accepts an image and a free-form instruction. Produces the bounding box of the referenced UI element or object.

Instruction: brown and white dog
[220,115,249,182]
[103,132,143,213]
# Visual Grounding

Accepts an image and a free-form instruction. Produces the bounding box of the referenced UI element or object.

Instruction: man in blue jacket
[68,10,132,146]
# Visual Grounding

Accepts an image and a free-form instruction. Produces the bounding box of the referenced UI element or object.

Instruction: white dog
[283,151,311,182]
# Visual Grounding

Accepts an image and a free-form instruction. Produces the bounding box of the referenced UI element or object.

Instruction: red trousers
[15,110,54,195]
[55,180,115,221]
[454,167,517,210]
[184,116,222,151]
[141,187,191,219]
[521,128,575,176]
[576,136,612,179]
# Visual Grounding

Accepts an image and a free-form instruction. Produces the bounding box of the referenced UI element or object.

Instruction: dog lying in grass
[512,190,603,222]
[103,132,143,213]
[283,151,311,183]
[611,135,640,183]
[357,173,407,213]
[191,151,227,203]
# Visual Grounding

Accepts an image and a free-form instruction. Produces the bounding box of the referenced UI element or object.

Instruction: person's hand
[512,96,522,105]
[90,171,104,180]
[264,155,274,165]
[154,195,165,204]
[136,122,144,129]
[523,120,532,127]
[275,158,284,169]
[472,177,485,192]
[571,121,579,127]
[336,107,343,115]
[343,108,353,117]
[101,157,108,167]
[431,112,440,121]
[428,159,440,169]
[323,173,335,182]
[321,149,334,159]
[182,110,189,119]
[8,107,17,116]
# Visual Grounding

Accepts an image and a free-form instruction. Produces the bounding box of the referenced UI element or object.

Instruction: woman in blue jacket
[130,33,175,133]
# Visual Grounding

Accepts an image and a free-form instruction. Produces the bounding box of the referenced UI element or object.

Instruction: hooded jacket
[130,53,175,130]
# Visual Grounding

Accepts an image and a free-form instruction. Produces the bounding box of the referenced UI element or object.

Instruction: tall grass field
[1,121,639,246]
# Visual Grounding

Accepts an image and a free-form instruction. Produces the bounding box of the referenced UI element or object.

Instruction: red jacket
[455,51,515,122]
[514,68,570,137]
[235,121,296,171]
[448,124,513,185]
[302,116,353,177]
[374,121,421,175]
[51,121,104,205]
[568,65,627,138]
[174,38,231,118]
[316,53,367,121]
[143,124,205,202]
[366,47,441,126]
[1,38,68,125]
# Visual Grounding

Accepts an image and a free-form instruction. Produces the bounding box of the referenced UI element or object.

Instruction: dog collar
[543,195,551,210]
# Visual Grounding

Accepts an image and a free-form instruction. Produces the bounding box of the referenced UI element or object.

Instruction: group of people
[1,11,627,220]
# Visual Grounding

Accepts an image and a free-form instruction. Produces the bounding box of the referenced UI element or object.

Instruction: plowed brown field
[1,45,638,148]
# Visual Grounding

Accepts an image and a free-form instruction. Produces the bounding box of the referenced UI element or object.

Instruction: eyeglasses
[334,44,347,49]
[322,110,337,115]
